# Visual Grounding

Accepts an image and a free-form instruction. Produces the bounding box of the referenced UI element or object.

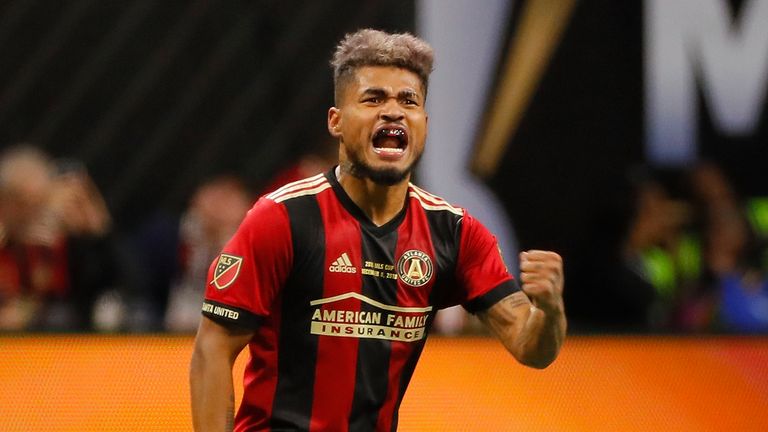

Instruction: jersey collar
[325,167,408,236]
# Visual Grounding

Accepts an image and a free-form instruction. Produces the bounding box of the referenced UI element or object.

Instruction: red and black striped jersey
[202,169,518,432]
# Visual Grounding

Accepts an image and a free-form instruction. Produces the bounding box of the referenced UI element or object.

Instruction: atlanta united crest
[211,253,243,290]
[397,250,433,287]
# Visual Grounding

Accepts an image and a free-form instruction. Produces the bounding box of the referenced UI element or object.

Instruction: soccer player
[190,29,566,432]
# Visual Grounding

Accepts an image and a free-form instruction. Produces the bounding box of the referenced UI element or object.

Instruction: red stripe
[235,312,281,431]
[308,191,363,432]
[376,199,436,431]
[234,204,295,430]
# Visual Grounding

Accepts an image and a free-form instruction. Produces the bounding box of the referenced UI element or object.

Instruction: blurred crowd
[0,145,133,331]
[1,143,766,334]
[0,143,336,333]
[606,162,768,333]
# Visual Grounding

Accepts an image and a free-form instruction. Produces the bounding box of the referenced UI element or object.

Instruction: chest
[294,211,456,298]
[282,209,457,342]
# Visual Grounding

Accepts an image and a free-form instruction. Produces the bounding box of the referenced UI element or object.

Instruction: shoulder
[238,173,332,242]
[407,183,464,217]
[262,173,331,204]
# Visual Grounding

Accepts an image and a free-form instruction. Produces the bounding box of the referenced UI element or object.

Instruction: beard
[343,147,423,186]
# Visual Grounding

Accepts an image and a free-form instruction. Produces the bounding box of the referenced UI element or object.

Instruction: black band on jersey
[463,279,521,313]
[201,299,264,329]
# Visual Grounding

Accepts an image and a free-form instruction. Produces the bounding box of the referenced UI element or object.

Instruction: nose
[379,99,404,122]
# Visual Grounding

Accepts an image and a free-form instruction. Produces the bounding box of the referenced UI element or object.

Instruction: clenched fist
[519,250,564,315]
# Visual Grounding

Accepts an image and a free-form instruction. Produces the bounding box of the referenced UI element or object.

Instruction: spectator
[687,162,768,332]
[611,168,695,331]
[0,146,69,330]
[50,159,139,331]
[0,144,136,331]
[164,175,252,331]
[259,137,337,195]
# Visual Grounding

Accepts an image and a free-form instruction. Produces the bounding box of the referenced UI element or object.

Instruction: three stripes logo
[329,252,357,273]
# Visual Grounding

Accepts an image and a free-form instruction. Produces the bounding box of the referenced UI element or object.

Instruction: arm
[190,316,255,432]
[478,250,566,369]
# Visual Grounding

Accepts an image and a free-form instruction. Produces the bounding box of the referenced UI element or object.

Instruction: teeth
[377,128,405,138]
[375,147,404,154]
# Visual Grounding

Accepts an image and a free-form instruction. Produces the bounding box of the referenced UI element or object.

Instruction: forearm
[483,300,566,369]
[190,346,237,431]
[515,302,567,369]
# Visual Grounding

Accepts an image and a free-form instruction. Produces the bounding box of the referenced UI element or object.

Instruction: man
[0,145,127,331]
[165,175,253,332]
[190,29,566,431]
[0,146,68,330]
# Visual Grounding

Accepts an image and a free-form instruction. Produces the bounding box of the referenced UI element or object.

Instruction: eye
[363,97,381,104]
[400,94,419,106]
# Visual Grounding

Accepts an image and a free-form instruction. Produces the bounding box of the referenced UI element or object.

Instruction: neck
[336,165,409,226]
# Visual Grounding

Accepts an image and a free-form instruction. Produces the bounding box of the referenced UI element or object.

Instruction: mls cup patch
[211,254,243,290]
[397,250,433,287]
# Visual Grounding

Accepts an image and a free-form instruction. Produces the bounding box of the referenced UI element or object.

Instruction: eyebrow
[361,87,388,98]
[361,87,421,101]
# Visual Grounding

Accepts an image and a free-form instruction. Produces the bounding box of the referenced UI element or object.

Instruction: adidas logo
[329,253,357,273]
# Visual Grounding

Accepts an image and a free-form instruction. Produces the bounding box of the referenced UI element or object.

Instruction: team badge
[397,250,433,287]
[211,253,243,290]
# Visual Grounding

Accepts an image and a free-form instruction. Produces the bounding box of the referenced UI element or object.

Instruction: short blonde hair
[331,29,434,104]
[0,145,53,193]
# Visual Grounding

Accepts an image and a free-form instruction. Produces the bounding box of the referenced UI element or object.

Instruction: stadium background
[2,0,768,430]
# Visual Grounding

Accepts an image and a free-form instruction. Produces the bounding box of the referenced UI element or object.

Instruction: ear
[328,107,342,138]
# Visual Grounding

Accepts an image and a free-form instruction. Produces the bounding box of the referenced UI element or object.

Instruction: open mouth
[372,126,408,156]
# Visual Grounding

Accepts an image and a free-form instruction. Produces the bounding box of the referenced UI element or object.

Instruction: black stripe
[391,208,456,430]
[463,279,521,313]
[201,299,264,329]
[348,228,399,431]
[423,208,463,307]
[270,196,325,430]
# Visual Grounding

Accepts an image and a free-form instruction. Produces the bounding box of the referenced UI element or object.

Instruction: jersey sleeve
[454,212,520,313]
[201,197,292,329]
